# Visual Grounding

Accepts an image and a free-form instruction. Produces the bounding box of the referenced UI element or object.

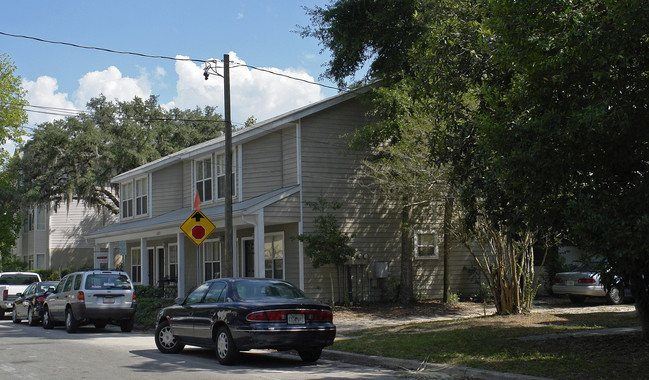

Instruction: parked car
[154,278,336,365]
[0,272,42,319]
[12,281,59,326]
[42,270,136,333]
[552,262,629,304]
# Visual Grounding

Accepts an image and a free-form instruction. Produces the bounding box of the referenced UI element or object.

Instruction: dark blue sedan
[154,278,336,365]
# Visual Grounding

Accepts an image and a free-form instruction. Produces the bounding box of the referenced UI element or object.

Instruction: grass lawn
[331,308,647,379]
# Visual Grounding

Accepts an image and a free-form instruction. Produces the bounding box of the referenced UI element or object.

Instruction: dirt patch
[333,297,637,335]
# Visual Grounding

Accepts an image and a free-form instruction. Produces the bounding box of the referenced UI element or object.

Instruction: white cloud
[165,52,324,125]
[22,76,77,126]
[74,66,151,108]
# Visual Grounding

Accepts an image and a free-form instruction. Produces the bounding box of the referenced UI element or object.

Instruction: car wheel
[568,295,586,304]
[12,308,21,323]
[215,326,239,365]
[0,307,5,320]
[298,347,323,363]
[155,320,185,354]
[65,308,79,333]
[120,318,134,332]
[27,307,38,326]
[607,287,624,305]
[42,307,54,329]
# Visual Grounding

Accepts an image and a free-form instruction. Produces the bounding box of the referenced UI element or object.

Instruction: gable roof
[112,85,370,183]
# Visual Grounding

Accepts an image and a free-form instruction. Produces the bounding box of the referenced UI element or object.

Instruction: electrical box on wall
[375,261,389,278]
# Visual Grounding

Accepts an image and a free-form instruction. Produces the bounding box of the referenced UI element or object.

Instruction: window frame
[167,243,178,282]
[135,176,148,216]
[216,151,237,199]
[414,230,439,259]
[264,232,285,279]
[131,247,142,284]
[121,181,134,219]
[203,239,222,281]
[195,155,213,204]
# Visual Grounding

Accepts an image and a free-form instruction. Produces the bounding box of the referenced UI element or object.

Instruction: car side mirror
[16,293,22,297]
[174,297,185,305]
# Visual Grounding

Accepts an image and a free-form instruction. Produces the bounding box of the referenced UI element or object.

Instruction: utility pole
[224,54,233,275]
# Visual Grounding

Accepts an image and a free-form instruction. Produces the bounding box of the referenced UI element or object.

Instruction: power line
[0,30,345,91]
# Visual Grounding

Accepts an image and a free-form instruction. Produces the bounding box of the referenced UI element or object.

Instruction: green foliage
[295,196,355,268]
[13,95,224,214]
[0,54,28,158]
[134,285,175,328]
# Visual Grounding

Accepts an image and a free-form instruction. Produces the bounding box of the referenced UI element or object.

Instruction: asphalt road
[0,318,406,380]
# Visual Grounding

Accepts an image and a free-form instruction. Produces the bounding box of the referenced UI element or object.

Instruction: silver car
[552,263,628,304]
[42,270,136,332]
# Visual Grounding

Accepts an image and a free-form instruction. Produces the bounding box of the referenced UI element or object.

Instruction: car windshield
[85,274,132,290]
[0,274,40,285]
[234,280,306,300]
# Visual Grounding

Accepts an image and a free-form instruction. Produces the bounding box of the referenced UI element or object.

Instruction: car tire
[27,307,38,326]
[568,295,586,304]
[155,320,185,354]
[298,347,323,363]
[0,307,5,320]
[120,318,134,332]
[607,287,624,305]
[215,326,239,365]
[12,308,21,323]
[42,307,54,329]
[65,308,79,333]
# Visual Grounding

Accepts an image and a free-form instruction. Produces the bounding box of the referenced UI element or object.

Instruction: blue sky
[1,1,349,133]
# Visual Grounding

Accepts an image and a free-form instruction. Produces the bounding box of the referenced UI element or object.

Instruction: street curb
[321,349,553,380]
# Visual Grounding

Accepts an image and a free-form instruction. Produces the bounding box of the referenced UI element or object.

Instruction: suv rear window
[85,273,132,290]
[0,274,40,285]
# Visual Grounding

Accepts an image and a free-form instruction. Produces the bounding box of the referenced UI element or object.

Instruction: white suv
[42,270,136,333]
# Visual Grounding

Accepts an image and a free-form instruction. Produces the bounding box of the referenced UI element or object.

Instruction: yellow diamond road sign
[181,210,216,246]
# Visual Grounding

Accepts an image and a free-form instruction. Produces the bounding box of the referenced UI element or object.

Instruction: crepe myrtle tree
[295,196,355,303]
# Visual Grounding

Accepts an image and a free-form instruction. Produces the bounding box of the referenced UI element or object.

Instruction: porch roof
[88,185,300,241]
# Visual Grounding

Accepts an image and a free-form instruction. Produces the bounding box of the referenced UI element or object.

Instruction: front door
[244,239,255,277]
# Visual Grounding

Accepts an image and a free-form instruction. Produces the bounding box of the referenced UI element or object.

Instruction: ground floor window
[167,244,178,282]
[131,247,142,283]
[204,240,222,280]
[414,230,439,259]
[264,233,284,279]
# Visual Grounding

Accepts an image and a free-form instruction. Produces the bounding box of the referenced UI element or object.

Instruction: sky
[1,1,352,149]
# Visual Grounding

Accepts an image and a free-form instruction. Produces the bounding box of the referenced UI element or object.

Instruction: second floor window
[135,177,148,216]
[121,182,133,218]
[216,152,237,199]
[195,157,213,202]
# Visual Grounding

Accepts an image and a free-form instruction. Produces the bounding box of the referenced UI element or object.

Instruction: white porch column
[177,232,185,298]
[141,238,149,286]
[254,210,265,278]
[107,242,114,270]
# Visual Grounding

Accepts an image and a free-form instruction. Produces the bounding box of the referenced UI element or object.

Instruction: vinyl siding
[152,162,184,217]
[241,132,284,200]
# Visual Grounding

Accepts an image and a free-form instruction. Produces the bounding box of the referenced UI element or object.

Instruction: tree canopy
[305,0,649,333]
[14,95,224,214]
[0,54,28,264]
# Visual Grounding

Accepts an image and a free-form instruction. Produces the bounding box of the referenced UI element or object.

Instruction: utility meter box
[375,261,389,278]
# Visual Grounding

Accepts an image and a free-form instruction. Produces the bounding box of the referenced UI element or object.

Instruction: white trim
[297,121,304,290]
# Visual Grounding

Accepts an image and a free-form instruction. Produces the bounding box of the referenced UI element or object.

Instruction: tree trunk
[630,275,649,340]
[398,202,414,305]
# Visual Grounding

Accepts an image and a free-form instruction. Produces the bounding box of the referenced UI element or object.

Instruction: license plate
[103,297,115,304]
[566,281,575,286]
[287,314,305,324]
